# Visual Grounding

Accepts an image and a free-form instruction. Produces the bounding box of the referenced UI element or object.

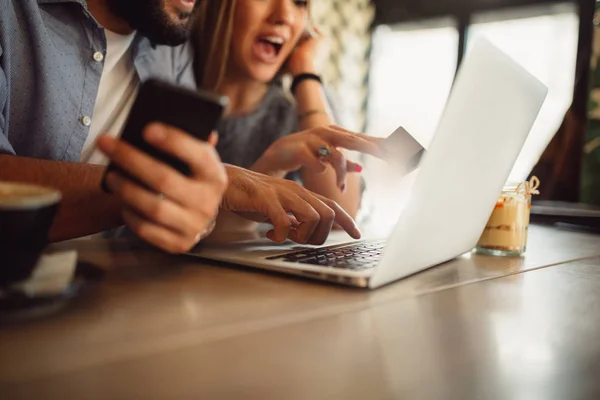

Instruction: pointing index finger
[313,126,385,158]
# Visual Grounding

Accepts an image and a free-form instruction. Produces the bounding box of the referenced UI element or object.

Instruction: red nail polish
[355,164,363,173]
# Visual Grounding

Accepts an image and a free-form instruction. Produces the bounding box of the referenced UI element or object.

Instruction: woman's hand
[286,26,321,76]
[251,125,384,191]
[221,165,361,245]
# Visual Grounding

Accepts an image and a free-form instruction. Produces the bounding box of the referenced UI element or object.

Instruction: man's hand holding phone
[98,123,228,253]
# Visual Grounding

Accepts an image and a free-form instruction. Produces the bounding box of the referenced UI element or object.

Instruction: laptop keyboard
[266,240,386,270]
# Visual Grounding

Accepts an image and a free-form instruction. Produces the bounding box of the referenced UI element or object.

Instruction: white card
[381,126,425,175]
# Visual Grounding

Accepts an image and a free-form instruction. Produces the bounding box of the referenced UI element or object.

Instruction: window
[467,3,579,182]
[367,18,459,145]
[361,4,579,235]
[362,19,458,235]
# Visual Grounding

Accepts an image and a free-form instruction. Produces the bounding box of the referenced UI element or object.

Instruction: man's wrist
[198,211,219,242]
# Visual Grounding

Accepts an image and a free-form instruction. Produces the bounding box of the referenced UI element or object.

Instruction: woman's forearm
[293,79,361,217]
[295,79,332,130]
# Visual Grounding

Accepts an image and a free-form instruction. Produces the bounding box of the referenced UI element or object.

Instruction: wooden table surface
[1,224,599,399]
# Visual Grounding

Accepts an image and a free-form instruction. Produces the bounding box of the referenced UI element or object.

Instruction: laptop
[189,38,548,289]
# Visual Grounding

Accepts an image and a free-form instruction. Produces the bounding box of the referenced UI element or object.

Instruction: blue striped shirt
[0,0,196,161]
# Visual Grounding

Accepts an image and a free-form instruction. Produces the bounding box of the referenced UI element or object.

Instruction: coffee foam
[0,182,61,210]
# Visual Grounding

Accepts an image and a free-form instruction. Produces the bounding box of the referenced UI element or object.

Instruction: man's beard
[107,0,197,46]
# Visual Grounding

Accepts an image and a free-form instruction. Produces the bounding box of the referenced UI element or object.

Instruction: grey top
[0,0,196,160]
[216,85,299,169]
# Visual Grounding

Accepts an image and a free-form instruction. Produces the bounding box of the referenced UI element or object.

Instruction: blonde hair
[192,0,311,93]
[192,0,238,92]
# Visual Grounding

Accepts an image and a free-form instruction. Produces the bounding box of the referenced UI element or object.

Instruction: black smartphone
[101,79,229,192]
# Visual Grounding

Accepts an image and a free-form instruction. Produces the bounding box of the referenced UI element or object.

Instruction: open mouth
[255,36,285,60]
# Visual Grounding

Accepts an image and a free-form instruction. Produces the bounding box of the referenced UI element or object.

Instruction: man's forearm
[0,155,123,241]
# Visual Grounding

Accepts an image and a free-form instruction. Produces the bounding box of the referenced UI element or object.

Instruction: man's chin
[170,0,197,15]
[107,0,194,46]
[138,16,191,45]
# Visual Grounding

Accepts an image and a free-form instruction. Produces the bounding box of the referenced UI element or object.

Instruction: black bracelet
[291,73,322,95]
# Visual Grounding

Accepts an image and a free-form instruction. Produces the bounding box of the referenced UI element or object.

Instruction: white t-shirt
[80,30,139,164]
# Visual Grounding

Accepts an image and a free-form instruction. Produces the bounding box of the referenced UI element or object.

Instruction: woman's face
[229,0,309,83]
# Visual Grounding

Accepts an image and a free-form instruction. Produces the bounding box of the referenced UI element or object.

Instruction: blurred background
[308,0,599,234]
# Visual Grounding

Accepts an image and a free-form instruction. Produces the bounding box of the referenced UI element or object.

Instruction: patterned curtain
[582,6,600,205]
[310,0,375,131]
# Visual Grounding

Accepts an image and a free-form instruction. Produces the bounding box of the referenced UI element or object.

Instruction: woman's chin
[248,68,282,84]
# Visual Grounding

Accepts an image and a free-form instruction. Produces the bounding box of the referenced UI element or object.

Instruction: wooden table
[1,225,599,399]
